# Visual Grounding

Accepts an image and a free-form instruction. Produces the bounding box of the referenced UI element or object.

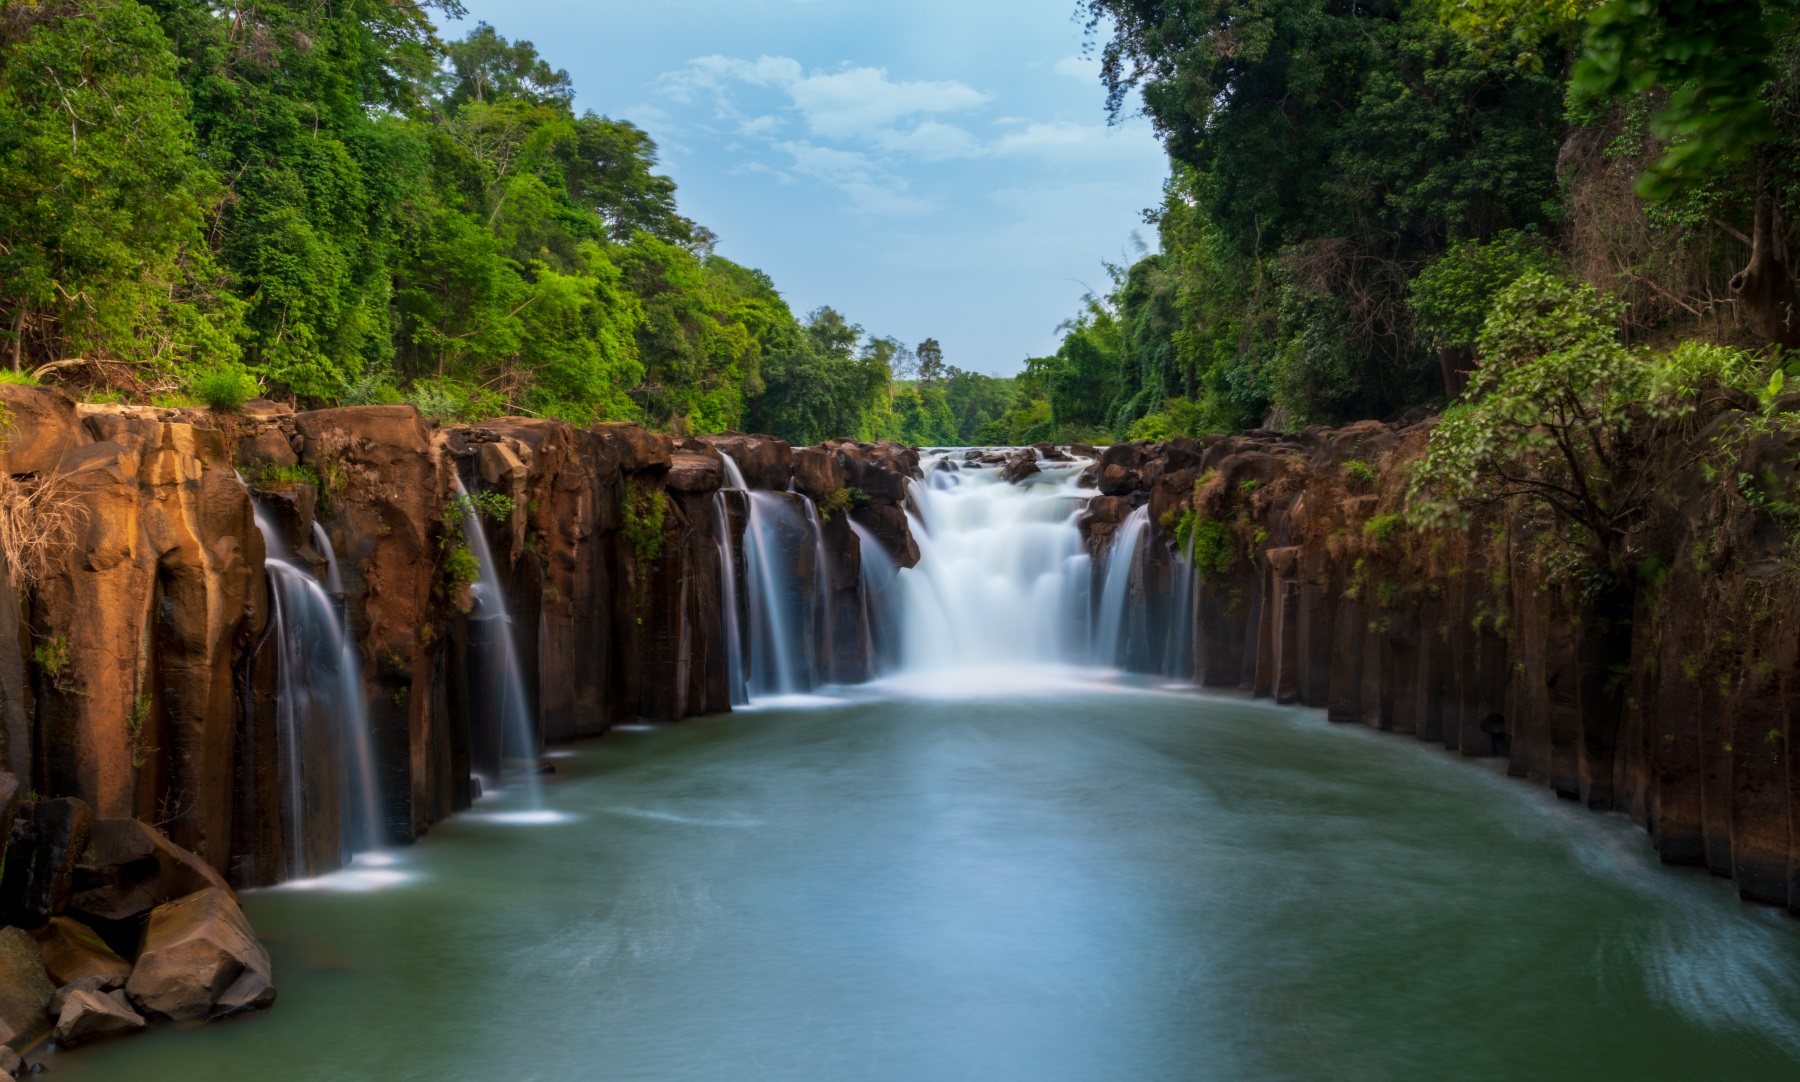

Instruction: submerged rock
[125,888,273,1022]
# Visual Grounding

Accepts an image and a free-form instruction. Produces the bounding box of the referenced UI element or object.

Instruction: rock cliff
[0,388,920,893]
[1086,420,1800,914]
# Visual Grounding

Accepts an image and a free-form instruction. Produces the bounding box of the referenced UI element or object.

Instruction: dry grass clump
[0,472,85,586]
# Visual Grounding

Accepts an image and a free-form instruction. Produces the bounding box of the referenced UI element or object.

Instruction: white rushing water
[451,475,541,799]
[253,506,383,878]
[717,452,831,701]
[893,450,1096,676]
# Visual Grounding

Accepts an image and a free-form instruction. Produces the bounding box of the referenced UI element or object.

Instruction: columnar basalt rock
[2,388,920,900]
[1086,416,1800,915]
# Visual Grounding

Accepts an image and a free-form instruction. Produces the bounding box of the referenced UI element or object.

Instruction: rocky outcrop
[2,387,920,894]
[1090,418,1800,914]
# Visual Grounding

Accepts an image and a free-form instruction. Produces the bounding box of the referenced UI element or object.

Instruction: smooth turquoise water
[52,679,1800,1080]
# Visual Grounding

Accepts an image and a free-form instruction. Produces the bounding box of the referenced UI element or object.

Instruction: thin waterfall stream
[451,475,543,804]
[252,506,383,879]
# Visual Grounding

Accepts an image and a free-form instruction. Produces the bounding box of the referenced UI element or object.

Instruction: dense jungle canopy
[0,0,1796,446]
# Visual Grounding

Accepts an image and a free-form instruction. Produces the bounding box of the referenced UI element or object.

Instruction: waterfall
[450,475,540,795]
[713,456,750,706]
[892,452,1092,674]
[1161,527,1199,679]
[720,452,828,700]
[1093,505,1150,668]
[253,508,382,879]
[849,520,900,676]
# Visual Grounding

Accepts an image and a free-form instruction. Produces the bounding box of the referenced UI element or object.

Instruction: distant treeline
[0,0,1032,445]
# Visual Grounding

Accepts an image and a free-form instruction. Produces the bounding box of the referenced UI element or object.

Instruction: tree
[0,0,239,379]
[443,21,574,108]
[915,338,945,383]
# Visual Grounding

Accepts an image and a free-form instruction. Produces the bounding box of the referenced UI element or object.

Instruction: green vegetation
[0,3,967,447]
[815,486,866,522]
[443,544,480,613]
[445,491,515,528]
[127,694,155,769]
[32,633,72,689]
[245,463,323,492]
[1343,460,1379,487]
[1174,512,1235,576]
[1363,514,1405,548]
[1013,0,1800,441]
[624,480,667,565]
[190,363,261,412]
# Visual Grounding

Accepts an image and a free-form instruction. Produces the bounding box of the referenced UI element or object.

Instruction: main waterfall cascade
[252,507,384,878]
[718,445,1199,698]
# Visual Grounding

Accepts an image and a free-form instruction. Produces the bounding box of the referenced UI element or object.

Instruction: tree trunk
[10,301,23,374]
[1438,346,1474,401]
[1729,191,1800,348]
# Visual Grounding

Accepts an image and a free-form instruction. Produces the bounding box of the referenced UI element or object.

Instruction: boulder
[1099,463,1139,497]
[1,798,93,927]
[69,818,234,925]
[213,967,277,1016]
[125,888,272,1022]
[592,422,671,472]
[0,385,87,477]
[698,434,792,491]
[49,975,117,1017]
[665,453,722,494]
[35,917,129,988]
[0,928,53,1050]
[52,987,143,1047]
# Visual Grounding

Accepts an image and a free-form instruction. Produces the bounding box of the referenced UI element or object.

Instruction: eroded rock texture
[1,389,918,890]
[1090,420,1800,913]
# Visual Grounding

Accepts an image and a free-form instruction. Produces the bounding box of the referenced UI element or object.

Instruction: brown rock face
[68,818,233,925]
[6,389,919,891]
[1089,417,1800,913]
[125,887,272,1022]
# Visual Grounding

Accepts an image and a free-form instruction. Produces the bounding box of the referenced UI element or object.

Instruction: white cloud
[874,121,986,162]
[660,55,989,141]
[1053,56,1098,80]
[785,67,989,137]
[777,140,934,215]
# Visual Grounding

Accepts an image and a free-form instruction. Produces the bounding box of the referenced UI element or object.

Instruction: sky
[445,0,1170,376]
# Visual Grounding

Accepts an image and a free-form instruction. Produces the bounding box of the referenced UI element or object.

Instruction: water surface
[57,682,1800,1080]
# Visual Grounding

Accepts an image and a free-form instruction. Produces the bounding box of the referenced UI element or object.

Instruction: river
[56,675,1800,1080]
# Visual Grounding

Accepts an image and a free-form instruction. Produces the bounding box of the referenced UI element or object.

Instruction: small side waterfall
[1161,528,1199,679]
[1093,505,1150,668]
[254,508,382,879]
[714,456,750,706]
[850,520,900,676]
[722,452,828,700]
[451,475,539,794]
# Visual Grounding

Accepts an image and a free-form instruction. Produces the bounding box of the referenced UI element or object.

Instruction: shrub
[1363,513,1404,546]
[815,486,865,521]
[1410,231,1558,354]
[445,491,514,528]
[624,480,667,565]
[443,543,480,614]
[245,463,321,491]
[189,362,261,411]
[1175,511,1236,576]
[0,370,39,386]
[1343,459,1378,486]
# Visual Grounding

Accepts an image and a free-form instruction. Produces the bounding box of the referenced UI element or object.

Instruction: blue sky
[446,0,1169,376]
